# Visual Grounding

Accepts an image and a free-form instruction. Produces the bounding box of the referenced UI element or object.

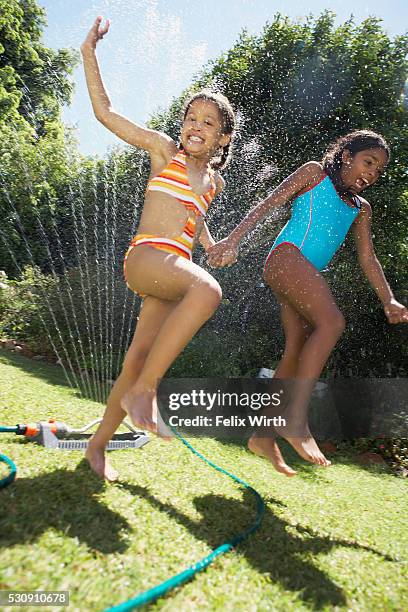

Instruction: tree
[152,12,408,375]
[0,0,79,275]
[0,0,77,129]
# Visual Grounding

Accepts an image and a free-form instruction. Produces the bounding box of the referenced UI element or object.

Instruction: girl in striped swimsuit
[209,131,408,476]
[81,17,235,480]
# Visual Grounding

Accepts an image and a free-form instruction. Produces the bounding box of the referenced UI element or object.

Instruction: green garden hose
[0,426,19,433]
[0,426,18,488]
[0,423,265,609]
[105,431,265,611]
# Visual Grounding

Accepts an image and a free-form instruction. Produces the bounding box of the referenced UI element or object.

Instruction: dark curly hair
[182,89,236,170]
[322,130,390,199]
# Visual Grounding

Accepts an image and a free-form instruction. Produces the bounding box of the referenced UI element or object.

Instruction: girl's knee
[319,310,345,338]
[332,311,346,336]
[204,281,222,310]
[191,280,222,312]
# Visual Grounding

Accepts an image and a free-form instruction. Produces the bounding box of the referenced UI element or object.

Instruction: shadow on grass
[0,351,107,403]
[0,454,398,608]
[117,481,396,609]
[215,438,395,480]
[0,460,128,554]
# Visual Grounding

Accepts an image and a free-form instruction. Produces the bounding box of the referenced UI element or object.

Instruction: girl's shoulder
[152,134,179,159]
[303,160,325,181]
[149,137,180,175]
[357,196,372,215]
[292,161,325,196]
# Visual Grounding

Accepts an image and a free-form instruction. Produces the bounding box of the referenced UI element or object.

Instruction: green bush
[0,265,141,395]
[0,266,57,355]
[354,437,408,470]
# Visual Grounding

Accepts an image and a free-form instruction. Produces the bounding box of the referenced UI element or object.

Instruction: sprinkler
[0,418,148,489]
[0,418,149,450]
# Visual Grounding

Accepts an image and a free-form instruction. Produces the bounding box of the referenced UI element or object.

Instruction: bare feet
[281,435,331,466]
[85,444,119,482]
[121,387,172,440]
[248,436,297,476]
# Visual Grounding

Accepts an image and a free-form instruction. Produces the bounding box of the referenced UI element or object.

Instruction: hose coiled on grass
[0,453,17,488]
[105,431,265,611]
[0,426,18,488]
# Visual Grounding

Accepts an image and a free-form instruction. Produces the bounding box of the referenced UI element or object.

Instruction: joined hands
[207,238,239,268]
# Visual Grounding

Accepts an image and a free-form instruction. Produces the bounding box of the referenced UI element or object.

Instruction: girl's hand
[81,16,110,53]
[207,239,238,268]
[383,299,408,324]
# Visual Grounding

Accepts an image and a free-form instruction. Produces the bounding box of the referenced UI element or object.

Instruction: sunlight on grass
[0,352,407,611]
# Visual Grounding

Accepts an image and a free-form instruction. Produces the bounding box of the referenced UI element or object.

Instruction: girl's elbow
[95,108,114,126]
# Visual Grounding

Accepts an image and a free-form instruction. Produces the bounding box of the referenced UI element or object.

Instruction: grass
[0,350,407,611]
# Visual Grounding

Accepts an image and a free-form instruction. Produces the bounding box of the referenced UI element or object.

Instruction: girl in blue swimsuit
[209,130,408,476]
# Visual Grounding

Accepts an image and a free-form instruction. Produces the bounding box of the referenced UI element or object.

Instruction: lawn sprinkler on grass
[0,418,149,451]
[0,417,149,492]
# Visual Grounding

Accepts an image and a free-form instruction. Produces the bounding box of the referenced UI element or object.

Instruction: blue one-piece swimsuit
[265,173,361,271]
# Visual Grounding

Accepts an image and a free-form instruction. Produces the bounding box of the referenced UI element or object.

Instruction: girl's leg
[274,299,313,377]
[121,246,222,433]
[86,296,177,480]
[263,245,345,465]
[248,298,312,476]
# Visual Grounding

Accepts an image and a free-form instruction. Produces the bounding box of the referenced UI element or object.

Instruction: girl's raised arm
[81,17,174,158]
[207,161,323,267]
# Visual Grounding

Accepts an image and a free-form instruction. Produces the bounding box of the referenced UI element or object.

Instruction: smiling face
[340,147,389,194]
[180,98,230,158]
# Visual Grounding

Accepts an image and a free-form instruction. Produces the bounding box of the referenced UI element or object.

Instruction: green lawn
[0,351,407,611]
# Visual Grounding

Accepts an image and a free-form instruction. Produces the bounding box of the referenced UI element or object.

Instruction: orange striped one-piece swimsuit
[124,149,216,287]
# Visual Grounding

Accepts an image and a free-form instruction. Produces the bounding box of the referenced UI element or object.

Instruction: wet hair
[322,130,390,199]
[182,89,236,170]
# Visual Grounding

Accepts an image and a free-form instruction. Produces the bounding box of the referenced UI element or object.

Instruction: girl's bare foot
[121,387,172,440]
[248,435,297,476]
[85,444,119,482]
[278,432,331,466]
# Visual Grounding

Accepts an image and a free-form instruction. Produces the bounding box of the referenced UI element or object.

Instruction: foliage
[0,265,141,396]
[0,0,77,127]
[0,266,58,355]
[153,12,408,375]
[0,7,407,381]
[0,0,79,276]
[353,437,408,470]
